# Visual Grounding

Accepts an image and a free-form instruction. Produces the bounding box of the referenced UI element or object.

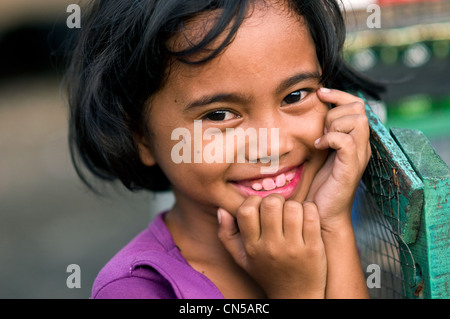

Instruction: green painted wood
[353,94,449,298]
[390,128,450,299]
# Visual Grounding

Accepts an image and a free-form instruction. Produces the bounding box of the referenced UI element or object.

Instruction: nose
[238,115,295,173]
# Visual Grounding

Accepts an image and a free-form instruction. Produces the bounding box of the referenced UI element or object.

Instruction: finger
[314,132,357,168]
[315,131,355,152]
[260,194,284,241]
[327,114,369,135]
[323,102,366,133]
[318,88,365,131]
[235,196,262,243]
[301,202,322,247]
[217,208,246,268]
[283,200,303,241]
[317,88,366,109]
[330,114,370,157]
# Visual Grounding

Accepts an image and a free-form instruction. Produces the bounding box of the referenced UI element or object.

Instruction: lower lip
[232,165,304,199]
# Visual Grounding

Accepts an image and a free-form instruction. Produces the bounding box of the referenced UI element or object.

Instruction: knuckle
[332,132,354,150]
[302,201,318,216]
[261,194,284,210]
[357,114,369,127]
[237,205,257,219]
[306,243,325,259]
[286,245,302,260]
[263,243,279,261]
[303,212,318,225]
[342,134,355,148]
[329,121,341,133]
[217,230,232,242]
[244,242,258,258]
[284,200,302,212]
[351,99,365,114]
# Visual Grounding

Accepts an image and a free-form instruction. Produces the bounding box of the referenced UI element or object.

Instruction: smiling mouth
[231,165,303,199]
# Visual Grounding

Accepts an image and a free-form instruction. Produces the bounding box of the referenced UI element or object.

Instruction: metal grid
[353,143,418,299]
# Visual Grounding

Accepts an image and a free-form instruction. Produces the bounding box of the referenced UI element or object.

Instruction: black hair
[66,0,385,193]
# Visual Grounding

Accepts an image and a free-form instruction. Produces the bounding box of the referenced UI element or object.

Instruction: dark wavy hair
[66,0,385,193]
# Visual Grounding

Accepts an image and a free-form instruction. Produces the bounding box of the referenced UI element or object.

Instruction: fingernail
[320,87,331,93]
[217,208,224,224]
[314,137,321,145]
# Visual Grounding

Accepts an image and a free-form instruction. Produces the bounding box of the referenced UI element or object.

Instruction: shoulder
[91,213,179,299]
[92,268,177,299]
[91,213,224,299]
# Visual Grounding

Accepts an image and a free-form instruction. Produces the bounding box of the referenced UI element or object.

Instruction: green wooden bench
[353,96,450,299]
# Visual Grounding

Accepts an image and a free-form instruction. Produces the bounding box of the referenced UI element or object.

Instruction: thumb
[217,208,246,267]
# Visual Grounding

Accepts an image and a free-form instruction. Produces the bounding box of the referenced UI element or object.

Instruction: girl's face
[139,3,329,217]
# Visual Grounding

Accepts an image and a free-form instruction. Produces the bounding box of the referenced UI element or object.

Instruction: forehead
[168,1,302,53]
[162,1,320,96]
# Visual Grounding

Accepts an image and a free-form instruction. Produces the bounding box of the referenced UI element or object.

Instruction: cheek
[161,160,237,211]
[306,104,329,163]
[291,101,328,148]
[310,100,329,135]
[151,127,229,188]
[288,100,330,171]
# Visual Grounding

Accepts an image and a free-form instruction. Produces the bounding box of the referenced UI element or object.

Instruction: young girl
[67,0,384,299]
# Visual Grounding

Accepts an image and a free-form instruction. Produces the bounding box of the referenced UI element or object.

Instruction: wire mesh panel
[354,98,450,298]
[353,178,419,298]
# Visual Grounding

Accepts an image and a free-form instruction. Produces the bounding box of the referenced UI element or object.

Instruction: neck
[164,199,231,264]
[164,195,267,299]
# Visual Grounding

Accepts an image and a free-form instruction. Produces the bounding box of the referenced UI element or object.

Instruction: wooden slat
[390,127,450,298]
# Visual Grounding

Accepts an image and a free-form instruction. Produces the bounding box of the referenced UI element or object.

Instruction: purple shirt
[91,213,224,299]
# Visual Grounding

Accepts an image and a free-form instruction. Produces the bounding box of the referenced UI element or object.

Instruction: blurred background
[0,0,449,298]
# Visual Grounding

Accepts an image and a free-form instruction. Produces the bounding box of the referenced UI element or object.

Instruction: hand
[218,195,327,299]
[306,88,371,232]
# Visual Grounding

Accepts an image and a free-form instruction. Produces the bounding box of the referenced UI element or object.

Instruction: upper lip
[230,165,300,183]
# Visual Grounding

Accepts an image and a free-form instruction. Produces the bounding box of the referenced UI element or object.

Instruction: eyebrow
[185,93,250,110]
[184,71,322,110]
[275,71,321,95]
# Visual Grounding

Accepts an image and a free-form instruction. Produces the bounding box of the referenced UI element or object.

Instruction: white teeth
[276,174,286,187]
[250,171,294,191]
[251,182,263,191]
[262,178,276,191]
[285,171,295,181]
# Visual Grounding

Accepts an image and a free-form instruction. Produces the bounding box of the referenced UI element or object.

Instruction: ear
[136,135,156,167]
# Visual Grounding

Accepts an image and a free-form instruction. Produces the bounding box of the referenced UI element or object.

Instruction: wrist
[320,215,358,255]
[320,217,368,299]
[320,213,354,238]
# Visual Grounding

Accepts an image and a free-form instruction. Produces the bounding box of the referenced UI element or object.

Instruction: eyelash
[281,89,312,106]
[201,89,313,122]
[202,110,239,122]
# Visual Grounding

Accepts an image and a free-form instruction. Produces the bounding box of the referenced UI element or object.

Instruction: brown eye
[203,110,238,122]
[282,89,309,105]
